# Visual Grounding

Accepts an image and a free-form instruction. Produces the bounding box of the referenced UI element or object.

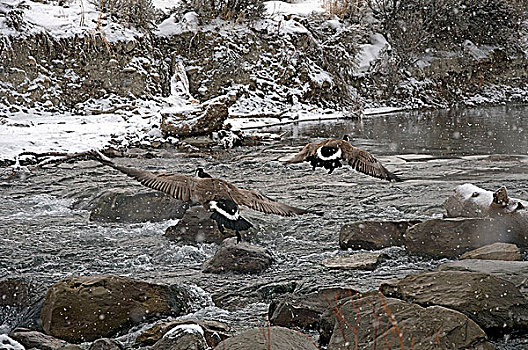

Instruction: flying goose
[89,151,312,242]
[285,136,401,182]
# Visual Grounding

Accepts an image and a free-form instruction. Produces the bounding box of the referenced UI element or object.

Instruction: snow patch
[0,335,24,350]
[356,33,390,74]
[164,324,204,338]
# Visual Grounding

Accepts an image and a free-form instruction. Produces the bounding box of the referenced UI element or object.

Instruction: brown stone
[380,271,528,334]
[89,191,189,223]
[321,253,386,271]
[202,238,273,274]
[339,220,419,250]
[164,206,234,244]
[136,319,229,347]
[9,328,80,350]
[460,242,522,261]
[214,326,318,350]
[327,293,493,350]
[403,217,527,258]
[40,275,189,342]
[269,287,356,330]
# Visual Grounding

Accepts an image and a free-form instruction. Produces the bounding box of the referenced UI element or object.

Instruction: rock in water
[214,326,317,350]
[202,238,273,274]
[164,206,232,244]
[326,293,493,350]
[150,324,208,350]
[339,220,419,250]
[40,275,192,342]
[90,191,189,223]
[380,271,528,334]
[459,242,522,261]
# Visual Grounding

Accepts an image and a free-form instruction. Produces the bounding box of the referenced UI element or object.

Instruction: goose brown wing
[285,141,323,163]
[337,140,401,182]
[234,188,310,216]
[97,161,194,201]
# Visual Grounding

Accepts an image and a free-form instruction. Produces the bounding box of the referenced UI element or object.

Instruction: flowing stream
[1,105,527,347]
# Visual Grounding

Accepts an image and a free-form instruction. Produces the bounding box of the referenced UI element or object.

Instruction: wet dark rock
[214,326,318,350]
[0,278,30,307]
[321,252,387,271]
[88,338,124,350]
[403,217,528,258]
[40,275,191,342]
[459,242,522,261]
[326,293,493,350]
[339,220,419,250]
[256,281,297,300]
[203,238,273,274]
[438,260,528,298]
[150,324,208,350]
[8,328,81,350]
[89,191,188,223]
[269,287,356,330]
[136,319,229,347]
[164,206,233,244]
[161,95,233,137]
[380,271,528,334]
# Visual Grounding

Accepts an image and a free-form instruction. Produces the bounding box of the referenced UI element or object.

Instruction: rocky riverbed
[1,106,528,349]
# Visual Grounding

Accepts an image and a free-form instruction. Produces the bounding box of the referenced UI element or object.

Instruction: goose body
[90,151,310,242]
[286,137,401,182]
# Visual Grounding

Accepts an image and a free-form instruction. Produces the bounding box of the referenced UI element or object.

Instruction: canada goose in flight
[285,136,401,182]
[89,151,312,243]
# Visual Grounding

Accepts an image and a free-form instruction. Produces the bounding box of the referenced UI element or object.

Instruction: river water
[1,105,527,347]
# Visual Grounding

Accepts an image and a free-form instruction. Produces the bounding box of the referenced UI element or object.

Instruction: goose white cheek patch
[317,147,342,161]
[210,201,240,221]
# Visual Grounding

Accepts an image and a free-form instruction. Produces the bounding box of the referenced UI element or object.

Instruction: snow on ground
[264,0,325,17]
[0,110,156,161]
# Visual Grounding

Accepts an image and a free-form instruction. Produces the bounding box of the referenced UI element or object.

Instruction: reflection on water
[273,105,528,157]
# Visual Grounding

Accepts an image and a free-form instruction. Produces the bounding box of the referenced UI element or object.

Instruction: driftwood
[1,151,93,180]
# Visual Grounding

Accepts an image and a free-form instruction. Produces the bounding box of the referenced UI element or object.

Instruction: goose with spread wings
[90,151,312,242]
[285,136,402,182]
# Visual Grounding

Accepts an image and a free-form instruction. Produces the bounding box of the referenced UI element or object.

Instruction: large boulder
[136,319,229,347]
[40,275,192,342]
[326,293,493,349]
[380,271,528,334]
[164,206,234,244]
[438,259,528,298]
[214,326,318,350]
[88,338,123,350]
[459,242,522,261]
[89,191,188,223]
[269,287,356,330]
[403,217,527,258]
[339,220,418,250]
[203,238,273,274]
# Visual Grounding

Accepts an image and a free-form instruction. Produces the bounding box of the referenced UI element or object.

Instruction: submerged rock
[202,238,273,274]
[214,326,318,350]
[164,206,233,244]
[40,275,191,342]
[269,287,356,330]
[339,220,419,250]
[89,191,189,223]
[438,259,528,298]
[321,252,386,271]
[326,293,493,350]
[459,242,522,261]
[380,271,528,334]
